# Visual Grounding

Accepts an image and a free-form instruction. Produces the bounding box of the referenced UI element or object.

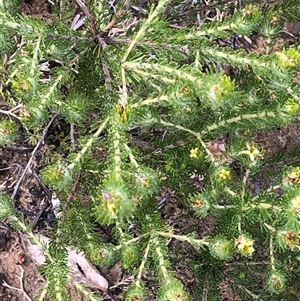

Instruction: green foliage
[1,0,300,300]
[0,118,18,146]
[42,259,69,301]
[0,194,15,219]
[88,243,116,267]
[125,283,148,301]
[209,236,234,260]
[265,269,286,294]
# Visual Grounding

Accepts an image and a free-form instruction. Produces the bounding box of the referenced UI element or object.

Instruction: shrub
[1,0,300,300]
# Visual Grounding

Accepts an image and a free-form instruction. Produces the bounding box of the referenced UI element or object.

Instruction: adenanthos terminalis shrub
[0,0,300,300]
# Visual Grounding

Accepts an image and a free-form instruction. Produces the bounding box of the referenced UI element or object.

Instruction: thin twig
[70,123,76,150]
[0,109,20,119]
[178,0,237,16]
[29,168,52,199]
[0,163,22,173]
[202,266,211,301]
[46,29,189,56]
[102,0,130,32]
[46,33,94,43]
[109,275,134,289]
[2,265,32,301]
[66,173,81,203]
[228,278,265,301]
[11,114,57,200]
[2,53,10,77]
[31,198,48,230]
[225,261,269,266]
[106,36,189,55]
[0,222,12,232]
[102,63,112,91]
[74,0,98,37]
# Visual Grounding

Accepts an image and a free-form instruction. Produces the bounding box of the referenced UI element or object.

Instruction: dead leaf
[207,140,226,156]
[22,234,108,292]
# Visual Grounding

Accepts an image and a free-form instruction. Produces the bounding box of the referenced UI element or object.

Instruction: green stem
[224,187,236,196]
[264,222,276,233]
[35,282,48,301]
[113,130,122,180]
[122,64,175,83]
[122,0,169,62]
[67,117,109,171]
[200,112,276,135]
[228,279,265,301]
[214,204,237,210]
[241,169,250,199]
[237,169,250,233]
[114,235,147,251]
[158,119,215,162]
[30,36,41,76]
[155,244,170,282]
[269,237,275,271]
[123,61,202,85]
[131,95,169,108]
[11,216,55,264]
[214,202,282,212]
[121,0,170,105]
[156,231,209,247]
[250,203,282,211]
[202,48,268,69]
[70,277,100,301]
[251,184,281,202]
[124,144,139,168]
[238,215,242,233]
[136,238,151,286]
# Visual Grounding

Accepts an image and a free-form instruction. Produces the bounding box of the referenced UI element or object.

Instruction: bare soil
[0,0,300,300]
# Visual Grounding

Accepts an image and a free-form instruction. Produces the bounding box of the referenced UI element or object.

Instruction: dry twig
[2,265,32,301]
[11,113,57,200]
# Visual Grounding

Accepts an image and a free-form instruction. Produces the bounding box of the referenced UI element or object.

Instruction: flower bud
[157,279,188,301]
[0,119,18,146]
[209,74,234,103]
[12,78,32,92]
[125,283,147,301]
[282,99,299,115]
[0,195,15,219]
[89,244,115,267]
[190,194,210,218]
[265,271,286,294]
[276,48,300,69]
[209,236,234,260]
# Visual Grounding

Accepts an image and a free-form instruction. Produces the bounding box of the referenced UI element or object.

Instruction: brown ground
[0,0,300,300]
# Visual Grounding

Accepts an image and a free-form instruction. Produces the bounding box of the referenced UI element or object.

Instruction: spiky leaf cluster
[1,0,300,300]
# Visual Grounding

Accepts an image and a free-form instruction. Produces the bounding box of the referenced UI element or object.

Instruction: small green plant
[1,0,300,300]
[0,118,18,145]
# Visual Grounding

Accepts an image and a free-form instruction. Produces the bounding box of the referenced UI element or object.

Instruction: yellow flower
[282,99,299,115]
[236,235,255,256]
[190,147,200,158]
[239,143,261,161]
[285,167,300,185]
[291,196,300,214]
[276,48,300,69]
[219,169,231,180]
[289,171,298,179]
